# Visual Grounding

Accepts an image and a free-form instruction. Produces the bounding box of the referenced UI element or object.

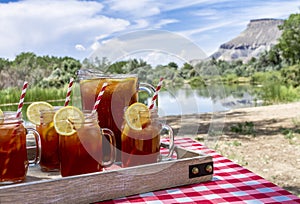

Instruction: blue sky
[0,0,299,64]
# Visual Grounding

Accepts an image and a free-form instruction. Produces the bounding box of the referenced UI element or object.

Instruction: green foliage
[250,72,267,84]
[122,59,148,73]
[232,140,242,147]
[106,61,127,74]
[221,73,239,84]
[280,128,300,145]
[0,86,66,105]
[0,87,22,105]
[250,71,281,85]
[277,13,300,65]
[230,121,255,136]
[82,57,110,72]
[172,77,184,87]
[189,76,206,88]
[0,86,67,119]
[39,57,81,88]
[260,82,300,104]
[281,64,300,87]
[0,52,81,89]
[168,62,178,70]
[249,49,283,72]
[280,128,296,140]
[179,63,194,79]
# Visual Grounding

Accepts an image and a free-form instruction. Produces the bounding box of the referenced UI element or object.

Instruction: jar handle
[101,128,116,167]
[26,128,41,165]
[139,82,156,107]
[160,124,175,161]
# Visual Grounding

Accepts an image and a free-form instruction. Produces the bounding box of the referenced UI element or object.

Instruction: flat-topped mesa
[211,18,284,62]
[249,18,283,23]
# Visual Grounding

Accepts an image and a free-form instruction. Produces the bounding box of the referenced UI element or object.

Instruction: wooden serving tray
[0,144,213,203]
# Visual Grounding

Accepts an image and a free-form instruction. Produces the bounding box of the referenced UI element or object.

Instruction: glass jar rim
[73,110,98,124]
[77,69,137,80]
[0,111,23,124]
[39,106,62,114]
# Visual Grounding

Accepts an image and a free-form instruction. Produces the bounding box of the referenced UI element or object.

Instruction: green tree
[107,61,127,74]
[39,57,81,88]
[281,64,300,87]
[122,59,148,73]
[0,58,10,71]
[276,13,300,65]
[168,62,178,70]
[179,62,193,79]
[13,52,36,67]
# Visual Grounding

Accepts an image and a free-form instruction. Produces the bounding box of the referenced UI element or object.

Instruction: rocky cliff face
[210,18,284,62]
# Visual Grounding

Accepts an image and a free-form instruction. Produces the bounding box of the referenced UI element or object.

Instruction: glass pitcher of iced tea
[57,108,116,177]
[78,69,155,161]
[0,111,41,183]
[121,103,175,167]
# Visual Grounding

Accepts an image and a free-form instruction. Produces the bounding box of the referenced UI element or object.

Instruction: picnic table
[99,138,300,204]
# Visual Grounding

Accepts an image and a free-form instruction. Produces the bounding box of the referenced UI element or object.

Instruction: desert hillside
[211,18,284,62]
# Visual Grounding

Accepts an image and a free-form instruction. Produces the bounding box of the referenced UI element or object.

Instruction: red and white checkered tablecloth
[100,138,300,204]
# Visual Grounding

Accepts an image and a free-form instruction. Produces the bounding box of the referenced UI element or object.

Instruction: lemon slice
[53,106,84,136]
[124,102,150,131]
[44,122,58,141]
[0,109,4,124]
[27,102,54,125]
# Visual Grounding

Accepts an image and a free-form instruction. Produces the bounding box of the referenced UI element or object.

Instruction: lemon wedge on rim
[26,102,54,125]
[124,102,150,131]
[0,109,4,124]
[53,106,84,136]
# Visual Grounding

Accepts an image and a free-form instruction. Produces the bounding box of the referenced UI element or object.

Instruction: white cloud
[75,44,86,51]
[239,1,300,20]
[159,0,232,11]
[193,9,218,17]
[89,30,207,65]
[132,19,150,29]
[106,0,160,17]
[0,0,130,59]
[90,41,101,51]
[179,21,235,37]
[95,34,110,41]
[153,19,179,29]
[126,51,187,67]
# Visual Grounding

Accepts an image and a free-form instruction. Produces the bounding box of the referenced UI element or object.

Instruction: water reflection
[157,84,261,116]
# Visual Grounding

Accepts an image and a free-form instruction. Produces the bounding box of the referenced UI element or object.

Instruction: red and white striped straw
[149,77,164,110]
[92,82,108,114]
[16,81,28,118]
[64,78,74,106]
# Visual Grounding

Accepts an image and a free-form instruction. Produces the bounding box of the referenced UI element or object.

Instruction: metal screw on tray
[192,167,199,175]
[205,164,213,173]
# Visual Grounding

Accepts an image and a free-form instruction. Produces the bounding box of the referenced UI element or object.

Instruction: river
[155,84,262,116]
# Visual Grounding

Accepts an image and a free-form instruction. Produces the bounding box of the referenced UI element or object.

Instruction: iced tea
[37,109,60,171]
[121,121,161,167]
[59,111,115,177]
[80,76,138,160]
[0,112,40,183]
[121,107,175,167]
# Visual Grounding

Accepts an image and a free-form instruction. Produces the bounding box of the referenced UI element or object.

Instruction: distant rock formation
[210,18,284,62]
